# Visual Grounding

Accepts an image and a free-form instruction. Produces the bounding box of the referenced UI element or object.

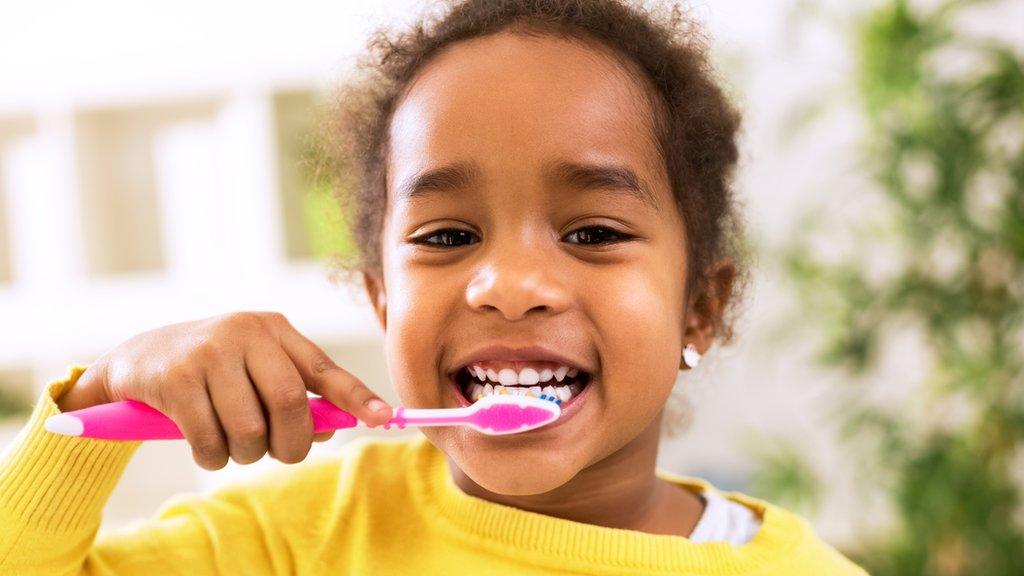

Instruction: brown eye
[564,226,629,245]
[411,228,479,247]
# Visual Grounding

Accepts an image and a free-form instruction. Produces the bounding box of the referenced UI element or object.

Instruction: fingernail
[367,398,389,413]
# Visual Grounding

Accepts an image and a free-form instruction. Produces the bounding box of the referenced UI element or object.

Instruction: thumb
[57,362,114,412]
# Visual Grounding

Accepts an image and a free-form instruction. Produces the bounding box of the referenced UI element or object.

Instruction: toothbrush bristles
[469,389,562,406]
[539,394,562,406]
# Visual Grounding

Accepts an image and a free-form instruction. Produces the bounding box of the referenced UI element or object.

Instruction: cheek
[590,265,682,415]
[381,263,459,405]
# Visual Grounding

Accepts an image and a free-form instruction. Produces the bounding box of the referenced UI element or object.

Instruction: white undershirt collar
[687,487,763,546]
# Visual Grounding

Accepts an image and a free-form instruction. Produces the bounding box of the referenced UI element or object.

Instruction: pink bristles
[380,394,561,435]
[469,402,559,434]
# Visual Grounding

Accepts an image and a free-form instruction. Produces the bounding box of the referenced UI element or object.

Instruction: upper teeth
[469,364,579,386]
[466,381,583,403]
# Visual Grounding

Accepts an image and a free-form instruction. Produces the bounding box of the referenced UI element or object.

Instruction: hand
[57,311,393,470]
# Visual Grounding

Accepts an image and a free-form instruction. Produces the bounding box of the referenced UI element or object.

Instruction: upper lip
[448,344,594,378]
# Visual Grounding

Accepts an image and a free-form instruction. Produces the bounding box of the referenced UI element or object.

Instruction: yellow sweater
[0,365,868,575]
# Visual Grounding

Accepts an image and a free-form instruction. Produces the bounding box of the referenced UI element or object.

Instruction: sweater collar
[408,434,809,574]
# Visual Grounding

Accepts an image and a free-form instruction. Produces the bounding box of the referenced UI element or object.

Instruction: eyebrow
[396,159,660,210]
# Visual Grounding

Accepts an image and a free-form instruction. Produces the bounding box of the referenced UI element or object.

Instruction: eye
[564,225,631,246]
[409,225,632,249]
[410,228,479,247]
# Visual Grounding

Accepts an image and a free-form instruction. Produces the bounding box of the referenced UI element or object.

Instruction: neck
[446,410,705,537]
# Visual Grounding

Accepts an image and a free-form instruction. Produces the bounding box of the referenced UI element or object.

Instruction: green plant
[751,0,1024,573]
[303,176,357,261]
[300,129,358,263]
[742,432,823,516]
[0,385,32,420]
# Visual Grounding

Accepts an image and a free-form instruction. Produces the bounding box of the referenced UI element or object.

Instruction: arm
[0,366,281,575]
[0,365,139,574]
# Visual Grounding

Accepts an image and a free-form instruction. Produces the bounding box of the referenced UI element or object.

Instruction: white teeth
[519,368,540,385]
[465,363,584,386]
[464,381,577,403]
[498,368,517,386]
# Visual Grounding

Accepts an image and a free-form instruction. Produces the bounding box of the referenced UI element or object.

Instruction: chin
[469,462,578,496]
[445,435,585,496]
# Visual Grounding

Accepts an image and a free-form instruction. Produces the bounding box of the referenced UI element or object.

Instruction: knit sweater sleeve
[0,365,295,576]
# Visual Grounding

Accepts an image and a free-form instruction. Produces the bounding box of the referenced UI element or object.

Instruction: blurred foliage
[0,384,32,419]
[742,432,823,515]
[300,136,358,262]
[752,0,1024,574]
[303,176,357,261]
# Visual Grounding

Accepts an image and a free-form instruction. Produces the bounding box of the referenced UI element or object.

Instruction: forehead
[386,30,666,205]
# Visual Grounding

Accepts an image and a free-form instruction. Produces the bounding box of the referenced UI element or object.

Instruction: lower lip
[449,375,594,432]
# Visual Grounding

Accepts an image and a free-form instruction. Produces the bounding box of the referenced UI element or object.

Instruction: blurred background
[1,0,1021,573]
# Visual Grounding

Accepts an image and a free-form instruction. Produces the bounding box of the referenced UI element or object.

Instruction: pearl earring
[681,343,701,369]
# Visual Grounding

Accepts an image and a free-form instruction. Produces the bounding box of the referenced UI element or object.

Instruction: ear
[682,258,736,355]
[362,270,387,330]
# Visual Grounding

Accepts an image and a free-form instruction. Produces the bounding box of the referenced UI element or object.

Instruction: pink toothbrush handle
[53,398,360,440]
[45,394,560,439]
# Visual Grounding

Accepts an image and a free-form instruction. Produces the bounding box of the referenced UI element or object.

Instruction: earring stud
[682,343,701,369]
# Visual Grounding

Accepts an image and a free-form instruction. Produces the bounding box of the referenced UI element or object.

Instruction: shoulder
[239,433,429,495]
[728,491,870,575]
[656,469,869,575]
[155,433,431,520]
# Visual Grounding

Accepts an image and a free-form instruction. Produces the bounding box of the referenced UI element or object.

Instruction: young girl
[0,0,868,574]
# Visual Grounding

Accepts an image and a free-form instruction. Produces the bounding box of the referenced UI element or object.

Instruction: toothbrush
[43,393,562,441]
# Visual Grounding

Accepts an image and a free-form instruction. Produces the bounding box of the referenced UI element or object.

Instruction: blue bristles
[538,393,562,406]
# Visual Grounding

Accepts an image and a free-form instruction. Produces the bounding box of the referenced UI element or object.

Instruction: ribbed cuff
[0,364,140,533]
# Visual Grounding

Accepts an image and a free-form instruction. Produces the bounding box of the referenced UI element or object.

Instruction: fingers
[276,321,393,427]
[205,355,269,465]
[165,374,230,471]
[313,430,335,443]
[56,361,113,412]
[244,338,314,464]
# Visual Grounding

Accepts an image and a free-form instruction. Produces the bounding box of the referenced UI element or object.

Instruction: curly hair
[319,0,753,366]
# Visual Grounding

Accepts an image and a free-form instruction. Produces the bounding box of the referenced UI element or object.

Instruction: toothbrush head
[467,393,561,435]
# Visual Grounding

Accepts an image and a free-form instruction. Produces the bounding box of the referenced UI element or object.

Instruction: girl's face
[366,31,696,495]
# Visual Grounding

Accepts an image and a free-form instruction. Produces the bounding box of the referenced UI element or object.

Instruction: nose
[465,237,571,321]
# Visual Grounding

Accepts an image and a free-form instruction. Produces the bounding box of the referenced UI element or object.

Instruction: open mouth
[452,365,592,406]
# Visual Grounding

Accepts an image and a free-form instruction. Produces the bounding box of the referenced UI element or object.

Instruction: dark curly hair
[320,0,753,353]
